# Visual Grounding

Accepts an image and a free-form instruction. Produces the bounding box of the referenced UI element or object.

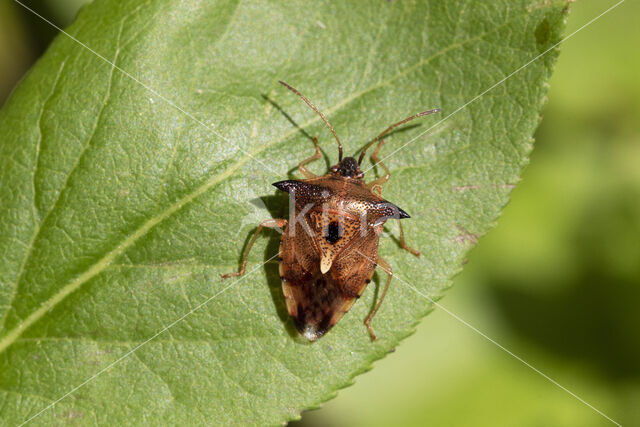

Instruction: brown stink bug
[222,81,439,341]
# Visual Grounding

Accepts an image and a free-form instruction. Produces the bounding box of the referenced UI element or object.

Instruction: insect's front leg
[221,218,287,279]
[366,138,390,195]
[364,256,393,341]
[297,136,322,179]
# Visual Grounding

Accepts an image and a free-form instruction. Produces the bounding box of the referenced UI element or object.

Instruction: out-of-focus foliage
[0,0,92,106]
[0,2,33,103]
[297,1,640,426]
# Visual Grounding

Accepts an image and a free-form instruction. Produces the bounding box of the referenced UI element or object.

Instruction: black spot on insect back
[325,221,341,244]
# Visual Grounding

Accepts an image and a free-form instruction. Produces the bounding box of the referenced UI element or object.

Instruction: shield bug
[222,81,439,341]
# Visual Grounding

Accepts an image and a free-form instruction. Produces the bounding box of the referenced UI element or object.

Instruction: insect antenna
[278,80,344,161]
[357,108,441,165]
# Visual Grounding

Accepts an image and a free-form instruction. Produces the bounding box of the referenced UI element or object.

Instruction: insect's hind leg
[364,256,393,341]
[298,136,322,179]
[397,220,421,257]
[221,218,287,279]
[366,139,390,195]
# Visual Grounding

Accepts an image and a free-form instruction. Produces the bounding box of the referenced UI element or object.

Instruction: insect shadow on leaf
[261,93,331,178]
[262,193,303,338]
[232,193,300,338]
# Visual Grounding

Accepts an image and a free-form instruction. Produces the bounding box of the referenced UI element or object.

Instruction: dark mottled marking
[317,313,332,336]
[293,303,306,331]
[290,275,345,339]
[365,279,371,284]
[325,221,341,244]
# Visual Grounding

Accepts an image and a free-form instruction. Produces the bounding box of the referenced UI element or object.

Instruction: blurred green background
[2,1,638,426]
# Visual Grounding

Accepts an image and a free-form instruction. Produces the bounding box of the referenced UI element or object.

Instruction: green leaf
[0,0,568,424]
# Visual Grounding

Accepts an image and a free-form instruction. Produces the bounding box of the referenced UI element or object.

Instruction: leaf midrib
[0,4,549,356]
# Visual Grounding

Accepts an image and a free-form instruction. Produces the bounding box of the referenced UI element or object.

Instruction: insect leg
[365,140,420,257]
[297,136,322,179]
[366,139,390,194]
[221,218,287,279]
[364,256,393,341]
[397,220,421,256]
